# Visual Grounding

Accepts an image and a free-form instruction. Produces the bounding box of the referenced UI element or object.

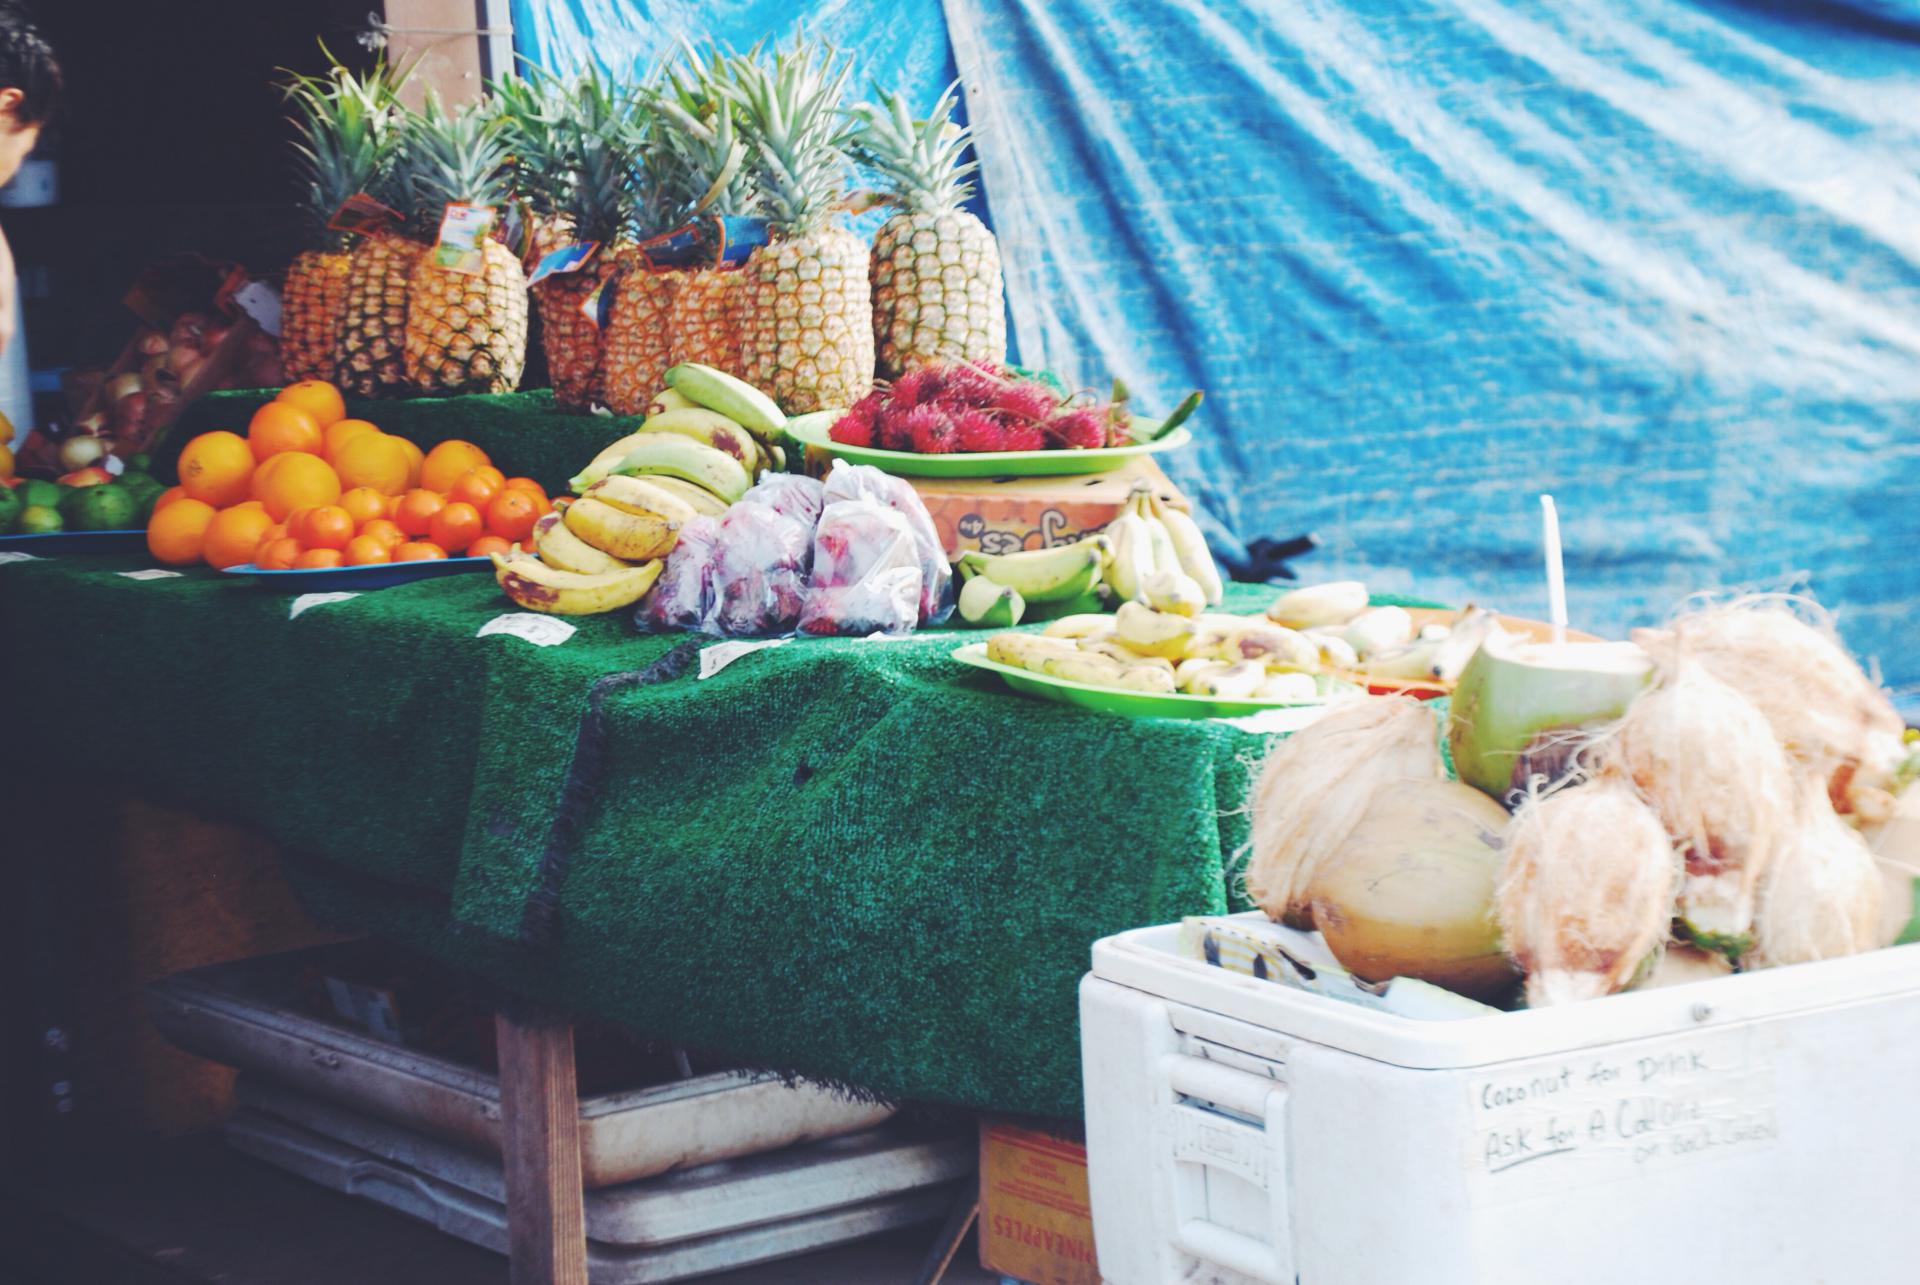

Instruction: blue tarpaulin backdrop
[518,0,1920,706]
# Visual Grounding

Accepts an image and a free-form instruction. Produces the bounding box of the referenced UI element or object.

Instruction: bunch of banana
[953,534,1111,627]
[1101,484,1225,608]
[568,363,789,500]
[491,549,663,617]
[495,473,704,616]
[1265,580,1503,685]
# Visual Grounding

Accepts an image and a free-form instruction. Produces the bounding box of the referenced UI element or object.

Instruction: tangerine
[256,536,304,570]
[323,418,381,462]
[392,540,448,562]
[334,431,412,494]
[447,468,501,510]
[247,401,324,462]
[295,547,345,569]
[253,451,342,520]
[394,435,425,489]
[342,534,393,566]
[275,380,347,427]
[428,501,483,553]
[202,504,276,570]
[303,505,355,550]
[357,517,405,548]
[393,488,445,537]
[339,486,388,526]
[485,490,541,543]
[467,534,512,560]
[146,497,217,565]
[503,476,545,499]
[152,485,189,514]
[177,431,255,508]
[419,439,490,493]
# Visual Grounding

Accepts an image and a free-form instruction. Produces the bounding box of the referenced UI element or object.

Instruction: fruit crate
[1081,915,1920,1285]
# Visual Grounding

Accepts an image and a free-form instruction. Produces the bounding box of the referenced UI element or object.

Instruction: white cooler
[1081,914,1920,1285]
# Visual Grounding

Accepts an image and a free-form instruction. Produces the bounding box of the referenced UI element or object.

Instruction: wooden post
[496,1010,589,1285]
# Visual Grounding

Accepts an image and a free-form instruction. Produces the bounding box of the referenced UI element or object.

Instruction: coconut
[1245,696,1442,927]
[1866,787,1920,946]
[1746,774,1882,968]
[1601,647,1792,956]
[1306,777,1519,1001]
[1447,632,1653,805]
[1631,944,1734,990]
[1497,777,1678,1007]
[1662,596,1905,816]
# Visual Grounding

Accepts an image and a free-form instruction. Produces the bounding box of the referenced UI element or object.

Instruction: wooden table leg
[496,1010,589,1285]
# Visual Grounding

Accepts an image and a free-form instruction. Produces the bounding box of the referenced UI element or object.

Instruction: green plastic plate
[952,642,1350,721]
[784,417,1192,478]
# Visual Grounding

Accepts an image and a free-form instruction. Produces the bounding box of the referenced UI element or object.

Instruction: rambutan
[991,381,1059,425]
[1046,407,1109,450]
[953,409,1011,453]
[968,358,1006,379]
[888,365,947,410]
[850,388,888,420]
[937,362,1007,409]
[875,405,915,452]
[829,404,878,447]
[903,403,960,454]
[1000,418,1047,452]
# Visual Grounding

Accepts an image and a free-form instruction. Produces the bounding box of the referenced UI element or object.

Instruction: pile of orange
[146,380,556,570]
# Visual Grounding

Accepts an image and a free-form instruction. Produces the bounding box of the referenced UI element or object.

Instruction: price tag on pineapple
[431,203,498,276]
[528,241,599,287]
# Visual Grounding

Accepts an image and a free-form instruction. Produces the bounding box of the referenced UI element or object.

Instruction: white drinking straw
[1541,494,1567,645]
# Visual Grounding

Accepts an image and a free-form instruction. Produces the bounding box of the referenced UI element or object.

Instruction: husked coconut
[1747,774,1883,968]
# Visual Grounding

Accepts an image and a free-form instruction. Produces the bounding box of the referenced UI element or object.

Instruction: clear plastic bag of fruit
[739,472,827,528]
[633,515,720,634]
[797,499,924,636]
[705,503,815,636]
[818,461,952,625]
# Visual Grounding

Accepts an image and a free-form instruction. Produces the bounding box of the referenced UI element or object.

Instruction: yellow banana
[584,474,702,525]
[563,496,683,561]
[532,511,630,575]
[492,553,662,616]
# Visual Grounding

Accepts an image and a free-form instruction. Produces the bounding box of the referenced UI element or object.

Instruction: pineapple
[489,71,575,272]
[400,99,529,396]
[651,48,760,378]
[723,40,873,414]
[280,54,405,383]
[854,82,1005,379]
[599,86,692,417]
[334,106,426,398]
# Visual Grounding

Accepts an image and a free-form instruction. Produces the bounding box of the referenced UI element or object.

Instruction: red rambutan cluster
[848,361,1132,455]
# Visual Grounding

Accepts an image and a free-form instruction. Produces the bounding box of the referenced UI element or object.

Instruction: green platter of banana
[784,419,1193,479]
[951,642,1354,721]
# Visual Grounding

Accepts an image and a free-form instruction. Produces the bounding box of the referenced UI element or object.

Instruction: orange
[447,468,501,510]
[342,534,393,566]
[394,435,425,489]
[152,484,189,514]
[253,451,342,520]
[303,505,355,551]
[467,534,512,560]
[177,431,255,508]
[146,497,217,565]
[256,536,303,571]
[485,490,541,543]
[419,439,490,493]
[275,379,347,427]
[202,504,276,570]
[428,501,483,553]
[260,521,289,545]
[357,517,405,548]
[503,476,545,499]
[334,431,412,495]
[394,488,445,537]
[295,547,345,569]
[247,401,324,462]
[393,540,448,562]
[323,418,381,462]
[339,486,388,526]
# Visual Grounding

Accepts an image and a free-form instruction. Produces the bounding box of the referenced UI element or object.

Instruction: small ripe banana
[1268,581,1369,630]
[1174,656,1218,688]
[646,387,697,417]
[564,495,683,561]
[1102,508,1157,603]
[1145,492,1225,607]
[1360,606,1502,683]
[1083,640,1175,675]
[1117,665,1178,694]
[584,474,702,525]
[609,432,752,504]
[957,535,1109,604]
[569,430,653,494]
[1142,568,1207,618]
[532,511,629,575]
[1114,600,1195,660]
[1040,613,1114,640]
[665,362,786,440]
[1041,651,1128,686]
[492,552,662,616]
[638,408,760,472]
[986,632,1080,672]
[959,574,1025,627]
[1306,629,1360,669]
[1260,672,1321,702]
[1341,605,1415,660]
[1221,623,1320,671]
[1186,660,1267,699]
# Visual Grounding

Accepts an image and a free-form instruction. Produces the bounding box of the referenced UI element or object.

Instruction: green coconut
[1447,633,1653,806]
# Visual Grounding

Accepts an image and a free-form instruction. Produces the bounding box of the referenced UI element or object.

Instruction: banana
[665,362,786,440]
[492,552,662,616]
[1341,605,1414,660]
[1220,623,1320,671]
[1186,660,1267,699]
[956,535,1108,604]
[1118,665,1179,694]
[635,474,732,518]
[1041,651,1128,686]
[1260,672,1321,702]
[1142,568,1206,618]
[959,574,1025,627]
[1102,509,1157,603]
[637,408,761,473]
[1040,613,1115,640]
[569,430,653,494]
[1114,601,1196,660]
[986,632,1080,672]
[1267,581,1369,630]
[1306,629,1360,669]
[769,444,787,472]
[782,410,839,443]
[1137,498,1181,583]
[609,433,752,504]
[1084,640,1175,675]
[1174,657,1218,689]
[532,511,630,575]
[563,496,683,561]
[646,387,697,417]
[1359,607,1502,683]
[1145,492,1225,606]
[583,474,702,525]
[1024,587,1111,621]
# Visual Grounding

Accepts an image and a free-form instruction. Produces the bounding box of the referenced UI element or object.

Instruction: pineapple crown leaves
[487,63,574,214]
[395,94,515,238]
[553,65,647,242]
[647,40,759,224]
[850,79,979,215]
[717,36,857,234]
[278,45,411,242]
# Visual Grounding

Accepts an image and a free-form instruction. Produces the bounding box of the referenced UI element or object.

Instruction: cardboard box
[979,1118,1101,1285]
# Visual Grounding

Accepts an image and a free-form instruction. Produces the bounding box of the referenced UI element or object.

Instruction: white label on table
[698,637,790,679]
[0,551,39,566]
[854,631,918,643]
[290,591,360,619]
[1465,1026,1776,1203]
[116,568,181,580]
[477,612,576,647]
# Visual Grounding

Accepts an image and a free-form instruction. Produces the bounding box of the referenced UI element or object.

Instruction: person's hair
[0,15,59,127]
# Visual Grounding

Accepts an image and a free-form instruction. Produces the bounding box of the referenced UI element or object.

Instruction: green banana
[636,474,732,518]
[638,408,760,472]
[1145,492,1225,607]
[959,574,1025,627]
[956,535,1109,604]
[666,363,786,440]
[610,433,752,504]
[570,430,653,494]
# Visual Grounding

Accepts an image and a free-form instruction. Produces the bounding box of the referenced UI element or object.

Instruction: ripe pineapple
[280,54,405,383]
[489,70,575,274]
[335,229,424,398]
[401,99,529,396]
[724,40,873,414]
[599,85,695,416]
[854,82,1005,379]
